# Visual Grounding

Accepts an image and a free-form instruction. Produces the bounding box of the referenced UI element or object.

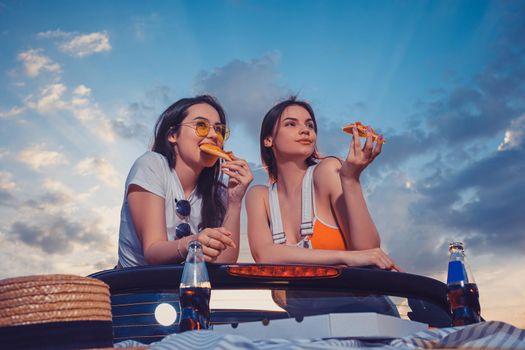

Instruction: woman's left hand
[221,155,254,204]
[196,227,236,263]
[340,125,383,181]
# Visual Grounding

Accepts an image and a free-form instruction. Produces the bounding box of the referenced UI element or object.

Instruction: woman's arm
[214,201,241,263]
[216,155,254,263]
[128,184,193,264]
[246,185,395,268]
[314,158,380,250]
[340,127,383,249]
[128,185,236,264]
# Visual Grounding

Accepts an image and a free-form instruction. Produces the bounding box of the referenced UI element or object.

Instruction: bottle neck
[449,250,465,262]
[180,240,210,289]
[185,240,205,264]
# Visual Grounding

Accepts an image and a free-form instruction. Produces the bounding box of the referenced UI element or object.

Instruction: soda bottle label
[446,283,481,326]
[178,240,211,332]
[179,286,211,331]
[447,260,468,284]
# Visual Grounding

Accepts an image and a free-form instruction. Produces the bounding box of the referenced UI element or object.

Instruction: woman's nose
[207,126,220,142]
[299,125,310,134]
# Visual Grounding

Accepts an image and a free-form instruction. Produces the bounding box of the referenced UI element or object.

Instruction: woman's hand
[340,125,383,181]
[221,155,254,204]
[344,247,403,272]
[196,227,237,263]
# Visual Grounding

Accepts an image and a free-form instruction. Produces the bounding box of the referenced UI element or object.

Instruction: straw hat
[0,274,115,349]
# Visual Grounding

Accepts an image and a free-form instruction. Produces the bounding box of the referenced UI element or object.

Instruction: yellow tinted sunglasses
[177,120,230,141]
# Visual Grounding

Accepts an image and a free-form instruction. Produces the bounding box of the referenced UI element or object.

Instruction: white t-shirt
[118,151,204,267]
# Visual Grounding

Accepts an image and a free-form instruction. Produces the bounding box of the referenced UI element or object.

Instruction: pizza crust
[199,143,233,161]
[342,121,385,144]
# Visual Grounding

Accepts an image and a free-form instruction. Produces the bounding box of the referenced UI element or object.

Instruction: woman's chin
[200,154,219,167]
[297,148,315,158]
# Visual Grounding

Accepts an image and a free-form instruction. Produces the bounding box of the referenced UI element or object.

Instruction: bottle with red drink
[178,240,211,332]
[446,241,481,326]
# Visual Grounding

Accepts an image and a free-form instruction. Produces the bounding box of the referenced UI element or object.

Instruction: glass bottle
[446,241,481,326]
[178,240,211,332]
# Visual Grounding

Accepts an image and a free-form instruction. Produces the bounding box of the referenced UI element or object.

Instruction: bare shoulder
[314,157,343,192]
[246,185,269,204]
[315,157,342,177]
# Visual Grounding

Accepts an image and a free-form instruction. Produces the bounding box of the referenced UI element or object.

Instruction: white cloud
[42,178,74,196]
[28,83,67,113]
[69,102,114,140]
[6,213,114,261]
[0,165,118,271]
[59,31,111,57]
[77,185,101,202]
[498,114,525,151]
[23,82,115,141]
[18,144,68,170]
[0,105,25,118]
[0,171,16,190]
[37,29,70,39]
[0,236,57,279]
[35,179,76,216]
[41,178,99,202]
[91,205,121,238]
[96,118,117,141]
[73,84,91,96]
[76,157,119,188]
[71,97,89,107]
[71,85,91,107]
[35,179,99,216]
[17,49,61,77]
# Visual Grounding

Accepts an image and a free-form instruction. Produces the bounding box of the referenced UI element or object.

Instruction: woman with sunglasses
[118,95,253,267]
[246,97,400,271]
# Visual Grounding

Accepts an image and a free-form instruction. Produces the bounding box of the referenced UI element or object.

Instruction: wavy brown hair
[152,95,227,230]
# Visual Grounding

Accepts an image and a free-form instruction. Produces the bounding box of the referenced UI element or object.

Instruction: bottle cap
[188,240,202,249]
[448,241,464,252]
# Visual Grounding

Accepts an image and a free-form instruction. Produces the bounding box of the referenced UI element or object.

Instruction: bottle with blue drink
[446,241,481,326]
[179,240,211,332]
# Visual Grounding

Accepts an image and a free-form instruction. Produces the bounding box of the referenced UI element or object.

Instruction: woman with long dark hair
[118,95,253,267]
[246,97,400,270]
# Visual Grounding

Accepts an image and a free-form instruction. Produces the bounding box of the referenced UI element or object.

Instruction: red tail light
[227,265,341,278]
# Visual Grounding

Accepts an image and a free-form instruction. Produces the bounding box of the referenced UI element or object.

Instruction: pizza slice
[199,143,233,161]
[342,121,385,144]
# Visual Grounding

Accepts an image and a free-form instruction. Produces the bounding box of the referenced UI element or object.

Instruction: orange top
[308,218,347,250]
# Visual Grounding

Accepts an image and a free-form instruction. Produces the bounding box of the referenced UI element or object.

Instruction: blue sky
[1,0,524,327]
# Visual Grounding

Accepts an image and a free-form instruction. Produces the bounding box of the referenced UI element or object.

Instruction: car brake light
[227,265,341,278]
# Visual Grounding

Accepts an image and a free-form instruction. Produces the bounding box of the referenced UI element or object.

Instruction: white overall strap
[268,183,286,244]
[300,165,316,238]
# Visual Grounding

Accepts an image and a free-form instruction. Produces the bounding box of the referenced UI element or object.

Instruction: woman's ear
[264,137,273,148]
[168,132,177,144]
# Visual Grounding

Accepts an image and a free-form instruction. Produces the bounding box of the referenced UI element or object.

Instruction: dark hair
[152,95,227,230]
[260,96,320,182]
